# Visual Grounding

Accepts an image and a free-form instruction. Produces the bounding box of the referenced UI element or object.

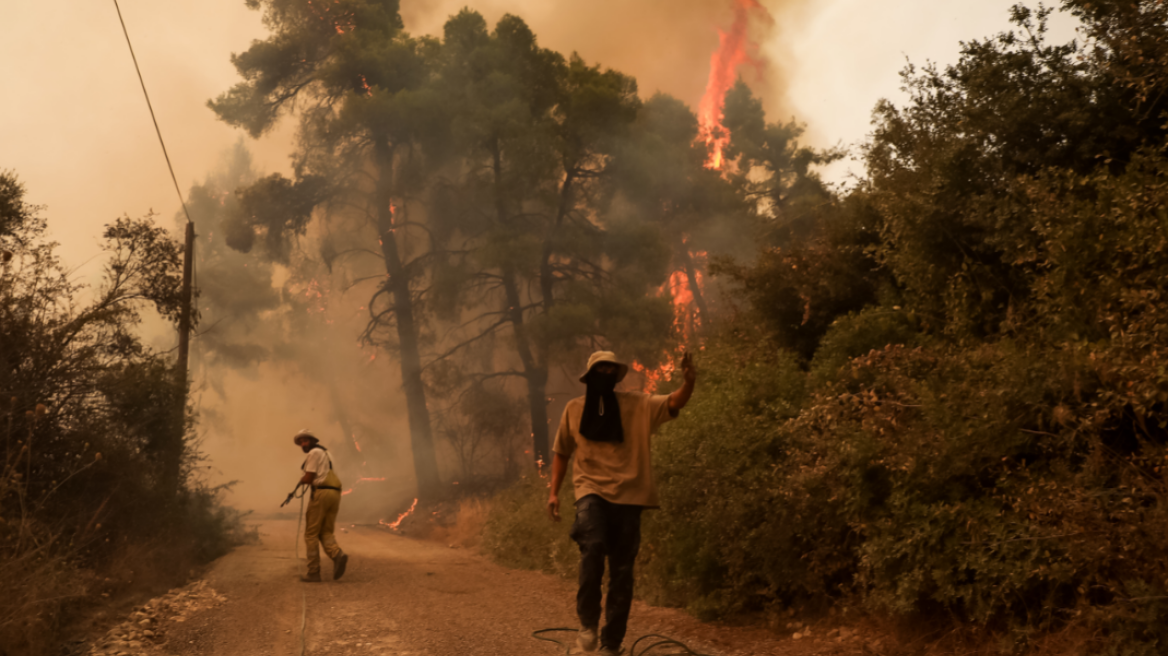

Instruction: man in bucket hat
[547,350,696,655]
[292,430,349,582]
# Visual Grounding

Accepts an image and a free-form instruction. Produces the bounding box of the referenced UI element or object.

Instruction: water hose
[293,489,308,654]
[532,628,714,656]
[290,485,307,558]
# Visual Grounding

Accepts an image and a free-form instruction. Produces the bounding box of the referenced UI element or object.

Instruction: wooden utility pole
[163,221,195,497]
[113,0,197,496]
[176,221,195,386]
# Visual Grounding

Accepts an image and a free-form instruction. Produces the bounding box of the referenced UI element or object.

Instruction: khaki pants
[304,488,343,576]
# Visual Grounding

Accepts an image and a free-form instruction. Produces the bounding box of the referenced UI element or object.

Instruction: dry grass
[0,529,91,656]
[427,496,493,549]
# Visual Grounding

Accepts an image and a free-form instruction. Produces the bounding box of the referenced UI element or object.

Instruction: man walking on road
[547,350,696,655]
[293,430,350,582]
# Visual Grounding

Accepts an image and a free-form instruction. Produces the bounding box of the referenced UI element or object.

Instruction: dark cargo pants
[570,494,644,651]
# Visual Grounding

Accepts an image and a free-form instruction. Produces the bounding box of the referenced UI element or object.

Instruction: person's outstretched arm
[668,351,697,412]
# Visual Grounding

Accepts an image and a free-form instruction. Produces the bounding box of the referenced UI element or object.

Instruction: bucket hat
[579,351,629,383]
[292,429,319,446]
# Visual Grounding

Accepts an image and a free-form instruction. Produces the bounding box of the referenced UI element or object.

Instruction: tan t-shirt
[552,391,676,508]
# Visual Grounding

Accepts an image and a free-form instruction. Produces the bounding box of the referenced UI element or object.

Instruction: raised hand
[680,351,696,384]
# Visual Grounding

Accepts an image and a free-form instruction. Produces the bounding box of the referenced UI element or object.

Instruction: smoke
[184,142,415,518]
[5,0,822,520]
[1,0,296,283]
[400,0,804,119]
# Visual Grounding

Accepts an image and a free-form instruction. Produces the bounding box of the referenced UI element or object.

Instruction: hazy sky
[2,0,1079,275]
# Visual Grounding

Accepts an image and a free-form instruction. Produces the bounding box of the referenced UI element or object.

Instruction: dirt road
[125,520,848,656]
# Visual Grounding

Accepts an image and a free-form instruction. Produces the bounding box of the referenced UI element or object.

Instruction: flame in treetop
[697,0,773,170]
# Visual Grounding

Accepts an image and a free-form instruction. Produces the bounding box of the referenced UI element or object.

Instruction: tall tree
[721,80,841,246]
[209,0,445,496]
[862,4,1162,338]
[429,12,670,464]
[712,81,872,359]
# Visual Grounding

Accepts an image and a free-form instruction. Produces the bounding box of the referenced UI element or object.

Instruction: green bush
[631,331,1168,643]
[640,337,811,618]
[0,172,254,655]
[481,469,578,579]
[484,5,1168,653]
[808,305,921,388]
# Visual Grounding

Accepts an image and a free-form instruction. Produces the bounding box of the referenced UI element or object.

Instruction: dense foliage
[486,2,1168,652]
[0,173,249,655]
[649,2,1168,651]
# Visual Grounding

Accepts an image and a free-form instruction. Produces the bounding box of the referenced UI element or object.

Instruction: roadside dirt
[84,519,873,656]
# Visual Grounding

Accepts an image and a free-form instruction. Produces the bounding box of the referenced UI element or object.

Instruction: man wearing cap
[292,431,349,582]
[547,350,696,655]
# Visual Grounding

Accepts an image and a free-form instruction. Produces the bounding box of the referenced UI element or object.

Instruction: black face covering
[579,371,624,443]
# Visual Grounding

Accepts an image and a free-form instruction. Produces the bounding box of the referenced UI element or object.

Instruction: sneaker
[597,648,622,656]
[333,552,349,580]
[577,626,598,652]
[300,573,322,583]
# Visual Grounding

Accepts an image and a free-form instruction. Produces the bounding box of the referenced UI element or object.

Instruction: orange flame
[380,498,418,531]
[633,256,706,392]
[697,0,772,170]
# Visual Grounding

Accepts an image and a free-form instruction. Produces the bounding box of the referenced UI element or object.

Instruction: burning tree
[598,91,767,390]
[697,0,773,171]
[206,0,827,482]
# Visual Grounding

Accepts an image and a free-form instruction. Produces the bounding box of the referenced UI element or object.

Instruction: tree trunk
[678,244,709,336]
[538,168,575,311]
[501,271,551,465]
[326,381,364,467]
[373,140,440,499]
[493,143,551,464]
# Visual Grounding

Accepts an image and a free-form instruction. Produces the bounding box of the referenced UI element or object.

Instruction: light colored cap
[292,429,319,446]
[579,351,629,383]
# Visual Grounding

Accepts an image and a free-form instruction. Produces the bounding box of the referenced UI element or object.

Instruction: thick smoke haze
[403,0,800,119]
[2,0,1079,516]
[2,1,1076,270]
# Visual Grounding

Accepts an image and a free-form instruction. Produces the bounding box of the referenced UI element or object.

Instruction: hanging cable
[111,0,194,226]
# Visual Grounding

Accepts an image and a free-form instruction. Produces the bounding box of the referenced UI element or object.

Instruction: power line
[111,0,193,226]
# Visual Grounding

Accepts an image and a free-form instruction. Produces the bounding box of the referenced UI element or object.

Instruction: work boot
[300,573,322,583]
[333,552,349,580]
[577,626,598,652]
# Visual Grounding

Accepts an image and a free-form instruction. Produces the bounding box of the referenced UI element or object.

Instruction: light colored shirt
[303,447,333,487]
[552,391,676,508]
